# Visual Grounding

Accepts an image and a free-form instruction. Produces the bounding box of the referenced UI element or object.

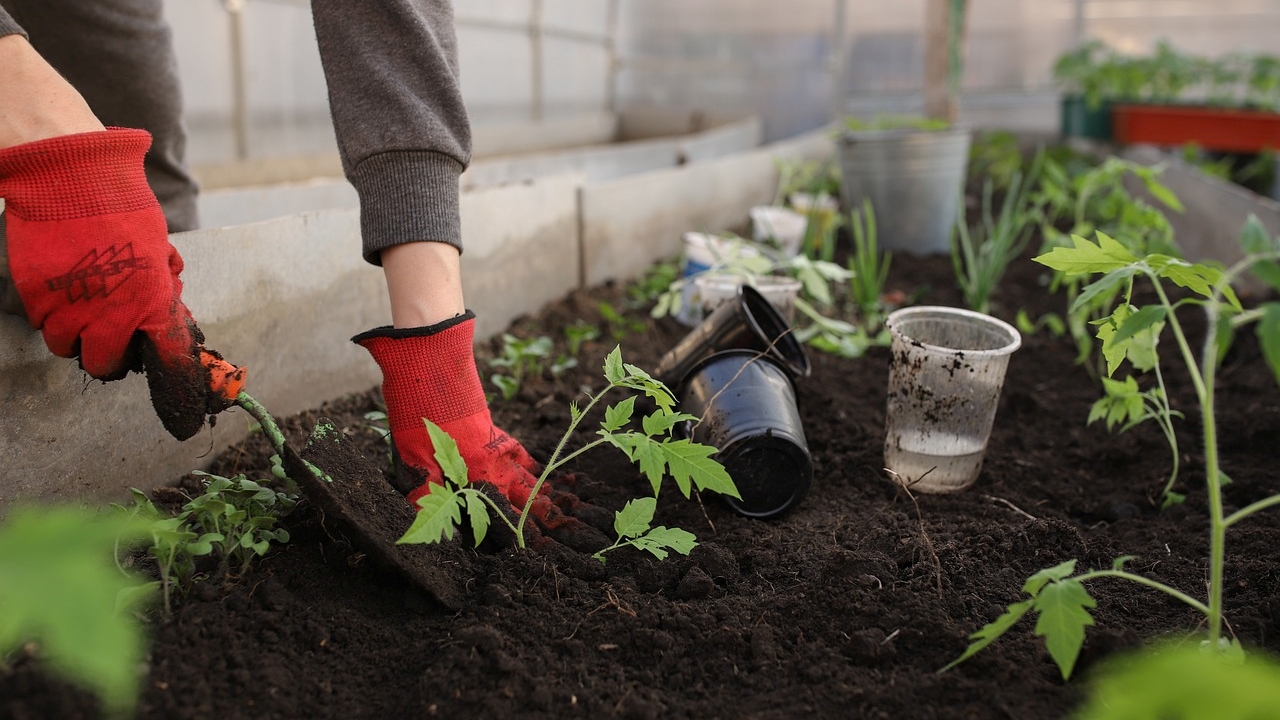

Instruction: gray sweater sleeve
[0,6,28,37]
[311,0,472,265]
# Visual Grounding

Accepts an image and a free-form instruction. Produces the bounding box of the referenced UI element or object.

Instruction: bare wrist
[0,34,104,150]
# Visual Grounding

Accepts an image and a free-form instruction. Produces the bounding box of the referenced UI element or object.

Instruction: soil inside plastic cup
[678,350,812,519]
[883,306,1021,493]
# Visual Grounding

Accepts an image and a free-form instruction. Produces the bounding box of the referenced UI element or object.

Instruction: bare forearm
[0,34,103,150]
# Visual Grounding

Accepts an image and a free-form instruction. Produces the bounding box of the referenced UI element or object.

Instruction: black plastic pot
[653,284,810,394]
[678,350,812,519]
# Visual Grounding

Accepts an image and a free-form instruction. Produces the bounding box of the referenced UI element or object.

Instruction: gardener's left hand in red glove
[0,128,221,440]
[355,312,611,553]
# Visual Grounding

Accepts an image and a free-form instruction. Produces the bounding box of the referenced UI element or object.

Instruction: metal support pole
[226,0,250,159]
[829,0,849,122]
[530,0,544,122]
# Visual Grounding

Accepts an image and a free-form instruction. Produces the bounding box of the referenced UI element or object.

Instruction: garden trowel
[0,232,467,610]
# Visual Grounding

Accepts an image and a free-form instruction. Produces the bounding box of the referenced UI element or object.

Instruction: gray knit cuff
[0,7,27,37]
[349,150,465,265]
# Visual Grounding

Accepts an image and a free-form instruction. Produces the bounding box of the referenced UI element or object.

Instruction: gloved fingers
[527,494,610,553]
[74,317,137,380]
[138,318,210,441]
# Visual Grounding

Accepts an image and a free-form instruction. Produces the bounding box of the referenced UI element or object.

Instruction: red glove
[354,313,608,551]
[0,128,214,440]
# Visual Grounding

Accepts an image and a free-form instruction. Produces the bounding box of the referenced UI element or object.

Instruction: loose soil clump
[4,247,1279,719]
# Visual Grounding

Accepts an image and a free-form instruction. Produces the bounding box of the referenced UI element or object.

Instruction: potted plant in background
[836,115,972,256]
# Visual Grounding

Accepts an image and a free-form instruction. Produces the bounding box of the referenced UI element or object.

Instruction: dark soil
[5,241,1280,720]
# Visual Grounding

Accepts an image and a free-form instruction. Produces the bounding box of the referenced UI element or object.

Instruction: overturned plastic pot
[653,284,810,393]
[678,350,812,519]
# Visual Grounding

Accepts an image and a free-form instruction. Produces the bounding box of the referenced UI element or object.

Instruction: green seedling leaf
[659,439,740,499]
[1139,174,1185,213]
[604,345,625,384]
[1034,578,1096,679]
[640,410,696,437]
[1033,232,1137,275]
[1161,491,1187,509]
[1070,267,1134,315]
[602,396,637,433]
[425,419,469,486]
[940,599,1035,673]
[614,497,657,539]
[629,526,698,560]
[462,491,491,548]
[1023,559,1078,596]
[0,507,154,714]
[398,486,463,545]
[1075,642,1280,720]
[1153,256,1242,310]
[1111,305,1167,347]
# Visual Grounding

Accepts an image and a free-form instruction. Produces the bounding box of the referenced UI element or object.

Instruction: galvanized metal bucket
[837,126,972,256]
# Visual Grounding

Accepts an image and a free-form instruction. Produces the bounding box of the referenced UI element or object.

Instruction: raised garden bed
[4,215,1280,719]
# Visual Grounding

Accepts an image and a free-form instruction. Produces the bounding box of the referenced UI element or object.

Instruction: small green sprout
[489,333,553,400]
[592,497,697,563]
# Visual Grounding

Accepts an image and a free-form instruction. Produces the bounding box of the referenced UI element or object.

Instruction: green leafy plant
[627,258,682,307]
[773,158,841,207]
[592,497,697,563]
[489,333,553,400]
[116,489,215,618]
[0,506,155,716]
[801,199,893,359]
[1074,642,1280,719]
[184,472,296,577]
[398,347,738,551]
[952,151,1044,314]
[1089,372,1184,507]
[564,320,601,356]
[598,301,647,341]
[1034,155,1184,374]
[944,226,1280,679]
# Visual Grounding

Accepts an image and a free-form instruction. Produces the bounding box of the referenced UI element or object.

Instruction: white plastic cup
[677,233,762,326]
[883,306,1021,493]
[695,273,802,323]
[749,206,808,257]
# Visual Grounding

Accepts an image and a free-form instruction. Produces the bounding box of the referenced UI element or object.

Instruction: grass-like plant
[800,199,893,359]
[943,226,1280,680]
[952,152,1044,315]
[398,347,738,553]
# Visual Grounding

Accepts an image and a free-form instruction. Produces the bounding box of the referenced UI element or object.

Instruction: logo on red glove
[45,244,150,304]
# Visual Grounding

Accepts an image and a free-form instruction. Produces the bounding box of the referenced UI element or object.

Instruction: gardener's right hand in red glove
[354,312,610,553]
[0,128,218,440]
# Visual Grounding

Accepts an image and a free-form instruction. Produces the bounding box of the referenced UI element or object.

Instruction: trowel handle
[201,349,247,402]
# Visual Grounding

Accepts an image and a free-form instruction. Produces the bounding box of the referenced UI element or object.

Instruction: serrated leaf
[1112,305,1167,346]
[1033,578,1096,679]
[632,526,698,559]
[613,497,656,539]
[602,397,637,433]
[462,491,491,548]
[1023,559,1078,596]
[1033,233,1137,275]
[603,346,625,383]
[1258,304,1280,386]
[1070,267,1133,315]
[641,410,692,437]
[398,486,462,545]
[659,440,740,499]
[424,419,469,487]
[940,599,1035,672]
